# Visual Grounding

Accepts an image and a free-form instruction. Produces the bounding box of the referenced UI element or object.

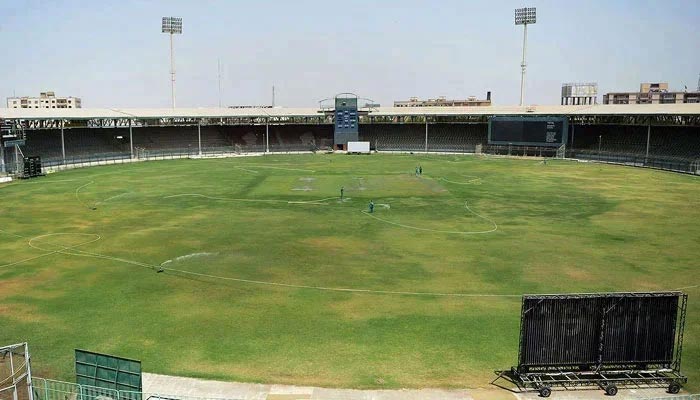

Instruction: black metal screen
[601,295,678,364]
[518,292,683,372]
[488,116,567,147]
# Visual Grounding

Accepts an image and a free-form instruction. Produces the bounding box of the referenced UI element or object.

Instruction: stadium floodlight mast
[515,7,536,106]
[161,17,183,108]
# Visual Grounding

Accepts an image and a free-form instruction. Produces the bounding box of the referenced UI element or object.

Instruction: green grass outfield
[0,154,698,390]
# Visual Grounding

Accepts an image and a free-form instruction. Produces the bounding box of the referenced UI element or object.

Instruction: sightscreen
[488,116,567,147]
[518,292,682,371]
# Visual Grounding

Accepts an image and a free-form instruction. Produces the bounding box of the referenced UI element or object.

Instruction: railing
[570,150,700,175]
[31,377,699,400]
[7,145,319,174]
[32,377,243,400]
[3,144,699,177]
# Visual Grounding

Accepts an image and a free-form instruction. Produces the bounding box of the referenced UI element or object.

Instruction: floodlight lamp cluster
[514,7,536,25]
[161,17,183,34]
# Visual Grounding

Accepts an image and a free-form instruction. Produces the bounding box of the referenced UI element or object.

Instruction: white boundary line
[1,156,697,297]
[0,231,102,270]
[252,165,316,173]
[0,253,61,270]
[0,228,521,297]
[361,201,497,235]
[438,176,482,185]
[27,233,102,252]
[74,181,95,208]
[234,166,259,174]
[218,162,316,173]
[163,193,339,206]
[675,284,699,290]
[0,223,696,298]
[164,193,287,203]
[95,192,131,205]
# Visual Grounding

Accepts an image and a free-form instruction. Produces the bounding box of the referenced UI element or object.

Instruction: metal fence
[0,342,32,400]
[32,378,242,400]
[30,147,316,174]
[3,143,699,177]
[570,150,700,175]
[31,377,699,400]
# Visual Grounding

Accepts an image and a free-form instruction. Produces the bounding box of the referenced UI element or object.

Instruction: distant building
[394,92,492,107]
[7,91,82,109]
[603,82,700,104]
[561,83,597,105]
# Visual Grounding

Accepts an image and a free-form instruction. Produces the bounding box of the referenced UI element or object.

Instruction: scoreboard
[334,97,359,148]
[488,116,568,147]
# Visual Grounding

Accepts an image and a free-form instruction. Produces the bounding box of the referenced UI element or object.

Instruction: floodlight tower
[161,17,183,108]
[515,7,536,106]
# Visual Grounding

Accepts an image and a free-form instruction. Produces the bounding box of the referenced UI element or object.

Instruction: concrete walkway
[143,373,679,400]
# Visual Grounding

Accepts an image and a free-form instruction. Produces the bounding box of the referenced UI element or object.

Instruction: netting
[556,144,566,159]
[0,343,32,400]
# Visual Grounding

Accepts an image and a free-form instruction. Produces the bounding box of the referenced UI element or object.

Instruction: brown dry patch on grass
[0,268,60,301]
[563,267,594,282]
[300,236,363,253]
[328,295,512,322]
[0,303,50,323]
[169,359,357,389]
[328,296,419,321]
[165,345,356,387]
[625,278,673,292]
[296,235,387,264]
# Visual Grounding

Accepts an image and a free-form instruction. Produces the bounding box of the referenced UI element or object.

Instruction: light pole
[515,7,536,107]
[218,58,222,108]
[161,17,183,108]
[258,108,272,153]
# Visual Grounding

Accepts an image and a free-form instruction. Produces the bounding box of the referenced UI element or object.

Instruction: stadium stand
[266,124,333,152]
[360,124,426,151]
[4,115,699,174]
[425,123,487,152]
[571,125,700,159]
[567,125,700,172]
[359,123,487,152]
[13,124,335,164]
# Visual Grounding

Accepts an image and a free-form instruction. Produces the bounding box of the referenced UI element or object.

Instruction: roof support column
[645,119,651,163]
[424,117,428,153]
[61,121,66,165]
[266,120,270,153]
[198,121,202,156]
[129,120,134,159]
[0,133,5,175]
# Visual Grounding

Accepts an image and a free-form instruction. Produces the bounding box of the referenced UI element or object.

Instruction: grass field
[0,154,698,390]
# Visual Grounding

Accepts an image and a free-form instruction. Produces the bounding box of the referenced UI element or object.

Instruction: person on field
[419,165,423,175]
[415,166,419,176]
[369,200,375,213]
[340,186,344,200]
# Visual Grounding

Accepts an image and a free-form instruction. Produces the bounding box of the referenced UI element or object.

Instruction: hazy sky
[1,0,699,108]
